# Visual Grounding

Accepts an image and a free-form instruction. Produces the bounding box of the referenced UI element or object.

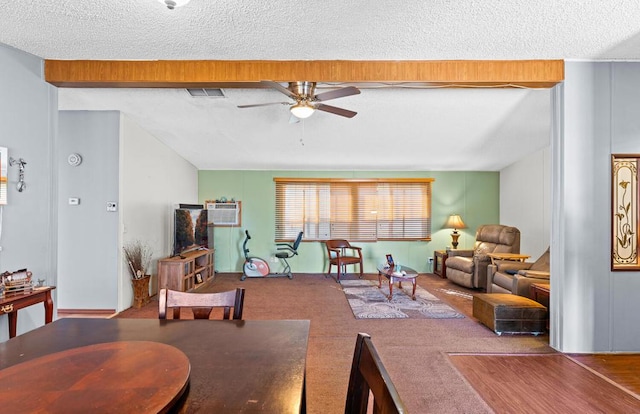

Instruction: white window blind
[275,178,433,241]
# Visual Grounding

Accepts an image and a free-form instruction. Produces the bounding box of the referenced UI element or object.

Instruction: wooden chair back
[325,239,363,262]
[326,239,352,251]
[345,333,408,414]
[158,288,245,320]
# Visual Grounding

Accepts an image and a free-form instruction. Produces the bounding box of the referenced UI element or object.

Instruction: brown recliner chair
[445,224,520,289]
[487,247,550,298]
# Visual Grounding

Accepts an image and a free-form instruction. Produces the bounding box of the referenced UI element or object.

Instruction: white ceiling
[2,1,640,170]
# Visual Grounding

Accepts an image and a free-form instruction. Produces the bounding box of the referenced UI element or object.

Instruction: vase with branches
[123,240,153,308]
[123,240,152,280]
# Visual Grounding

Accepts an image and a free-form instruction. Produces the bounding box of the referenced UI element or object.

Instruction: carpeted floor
[115,272,553,413]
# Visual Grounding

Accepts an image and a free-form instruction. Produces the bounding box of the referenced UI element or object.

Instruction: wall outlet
[427,257,434,264]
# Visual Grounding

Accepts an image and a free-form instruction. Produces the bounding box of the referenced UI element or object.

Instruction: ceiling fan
[237,81,361,119]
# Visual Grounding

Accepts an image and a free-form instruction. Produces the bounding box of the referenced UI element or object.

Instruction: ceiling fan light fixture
[290,102,315,119]
[158,0,191,9]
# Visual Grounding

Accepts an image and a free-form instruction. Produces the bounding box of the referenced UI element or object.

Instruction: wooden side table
[531,283,550,330]
[531,283,550,308]
[433,250,448,278]
[0,286,56,338]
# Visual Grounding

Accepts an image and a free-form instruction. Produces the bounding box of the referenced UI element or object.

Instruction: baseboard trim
[57,309,116,316]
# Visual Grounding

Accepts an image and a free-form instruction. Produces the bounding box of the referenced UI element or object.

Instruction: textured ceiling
[3,1,640,170]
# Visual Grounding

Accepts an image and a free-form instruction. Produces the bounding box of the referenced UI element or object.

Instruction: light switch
[68,198,80,205]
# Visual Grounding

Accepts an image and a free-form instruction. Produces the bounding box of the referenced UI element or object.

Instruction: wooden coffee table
[377,264,419,300]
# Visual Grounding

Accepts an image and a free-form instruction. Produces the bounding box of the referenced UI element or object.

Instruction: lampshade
[444,214,466,230]
[158,0,191,9]
[290,102,315,119]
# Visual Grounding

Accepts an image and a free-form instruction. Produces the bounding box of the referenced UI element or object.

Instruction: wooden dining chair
[325,239,363,282]
[344,333,408,414]
[158,288,245,320]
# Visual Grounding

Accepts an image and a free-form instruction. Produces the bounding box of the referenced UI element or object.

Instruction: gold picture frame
[612,154,640,270]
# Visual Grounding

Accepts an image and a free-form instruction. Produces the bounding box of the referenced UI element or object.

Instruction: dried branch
[123,241,152,280]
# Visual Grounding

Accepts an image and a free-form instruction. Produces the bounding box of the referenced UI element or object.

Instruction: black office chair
[275,231,304,278]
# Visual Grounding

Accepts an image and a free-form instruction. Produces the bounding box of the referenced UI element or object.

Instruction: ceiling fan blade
[260,81,298,99]
[315,104,357,118]
[237,102,289,108]
[314,86,360,102]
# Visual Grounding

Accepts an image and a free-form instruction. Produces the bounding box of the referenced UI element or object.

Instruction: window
[275,178,433,241]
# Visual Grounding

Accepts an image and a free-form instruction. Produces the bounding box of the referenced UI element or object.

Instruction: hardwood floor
[568,354,640,396]
[450,353,640,413]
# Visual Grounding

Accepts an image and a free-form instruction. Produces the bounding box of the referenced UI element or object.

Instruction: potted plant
[123,240,152,308]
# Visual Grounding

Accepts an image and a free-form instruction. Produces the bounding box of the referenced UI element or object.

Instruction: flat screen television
[173,204,211,257]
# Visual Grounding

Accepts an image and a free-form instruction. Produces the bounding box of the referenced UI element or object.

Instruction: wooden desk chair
[158,288,245,320]
[325,239,363,282]
[345,333,407,414]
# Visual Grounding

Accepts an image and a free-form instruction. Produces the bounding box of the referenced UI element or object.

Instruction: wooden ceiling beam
[44,59,564,88]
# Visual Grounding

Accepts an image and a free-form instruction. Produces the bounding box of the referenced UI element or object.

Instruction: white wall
[0,44,58,340]
[56,111,197,313]
[500,147,551,259]
[552,61,640,352]
[57,111,120,310]
[119,114,198,310]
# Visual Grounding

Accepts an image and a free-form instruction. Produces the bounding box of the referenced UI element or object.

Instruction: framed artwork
[0,147,7,205]
[612,154,640,270]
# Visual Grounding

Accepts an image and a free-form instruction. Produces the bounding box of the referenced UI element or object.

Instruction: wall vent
[187,88,226,98]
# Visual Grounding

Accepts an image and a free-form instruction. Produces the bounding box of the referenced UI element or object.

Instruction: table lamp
[444,214,466,249]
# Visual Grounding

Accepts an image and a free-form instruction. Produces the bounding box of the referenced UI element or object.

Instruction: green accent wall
[199,170,499,274]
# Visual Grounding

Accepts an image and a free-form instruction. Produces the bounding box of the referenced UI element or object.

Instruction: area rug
[340,279,465,319]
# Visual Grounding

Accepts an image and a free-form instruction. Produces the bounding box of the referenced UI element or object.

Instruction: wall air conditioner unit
[207,201,241,227]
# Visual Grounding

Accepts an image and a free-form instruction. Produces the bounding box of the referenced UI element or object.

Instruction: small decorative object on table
[444,214,467,249]
[385,254,394,268]
[1,269,33,295]
[123,241,153,308]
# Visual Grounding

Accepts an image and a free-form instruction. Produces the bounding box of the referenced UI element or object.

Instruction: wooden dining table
[0,318,310,413]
